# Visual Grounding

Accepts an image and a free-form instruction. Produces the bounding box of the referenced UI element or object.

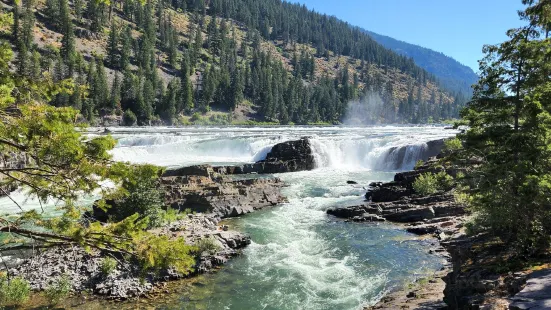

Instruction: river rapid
[0,126,457,309]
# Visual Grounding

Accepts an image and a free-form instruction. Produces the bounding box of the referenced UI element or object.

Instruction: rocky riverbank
[329,156,551,309]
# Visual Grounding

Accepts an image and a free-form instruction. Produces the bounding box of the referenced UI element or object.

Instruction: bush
[444,138,462,152]
[195,236,221,255]
[413,173,439,196]
[107,165,166,229]
[435,171,454,191]
[100,257,118,276]
[135,235,196,275]
[122,109,137,126]
[44,275,71,305]
[414,160,425,169]
[0,276,31,306]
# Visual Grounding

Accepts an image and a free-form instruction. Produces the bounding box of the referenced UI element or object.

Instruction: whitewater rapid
[104,126,456,170]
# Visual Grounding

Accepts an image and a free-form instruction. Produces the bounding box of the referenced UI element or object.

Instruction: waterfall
[309,138,441,171]
[105,126,453,169]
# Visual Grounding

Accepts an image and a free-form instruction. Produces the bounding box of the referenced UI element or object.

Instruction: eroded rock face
[215,138,316,175]
[92,165,287,221]
[161,165,287,218]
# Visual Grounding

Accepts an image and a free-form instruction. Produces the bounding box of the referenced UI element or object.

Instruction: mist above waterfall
[343,92,400,125]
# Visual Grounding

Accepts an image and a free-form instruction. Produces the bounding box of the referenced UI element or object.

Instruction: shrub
[0,276,31,306]
[413,171,455,196]
[135,235,196,275]
[435,171,454,191]
[414,160,425,169]
[444,138,462,152]
[107,165,166,229]
[100,257,118,276]
[122,109,137,126]
[44,275,71,305]
[195,236,221,255]
[413,173,438,196]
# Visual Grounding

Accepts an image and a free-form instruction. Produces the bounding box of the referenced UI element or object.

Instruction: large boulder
[215,138,315,175]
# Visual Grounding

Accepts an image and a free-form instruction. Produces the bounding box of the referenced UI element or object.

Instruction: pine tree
[179,52,194,113]
[107,20,120,68]
[12,1,19,42]
[60,0,75,76]
[229,67,243,110]
[110,73,121,112]
[74,0,83,21]
[45,0,60,30]
[162,79,179,123]
[457,1,551,252]
[120,25,132,70]
[191,26,203,68]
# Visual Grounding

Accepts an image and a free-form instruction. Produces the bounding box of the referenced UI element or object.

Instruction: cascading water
[0,126,458,310]
[105,126,454,171]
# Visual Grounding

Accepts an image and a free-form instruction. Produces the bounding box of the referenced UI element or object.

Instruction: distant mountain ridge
[363,30,478,96]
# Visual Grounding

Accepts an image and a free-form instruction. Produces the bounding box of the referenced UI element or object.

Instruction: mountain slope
[363,30,478,96]
[5,0,465,126]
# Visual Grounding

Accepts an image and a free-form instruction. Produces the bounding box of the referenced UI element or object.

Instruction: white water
[0,126,458,310]
[103,126,456,170]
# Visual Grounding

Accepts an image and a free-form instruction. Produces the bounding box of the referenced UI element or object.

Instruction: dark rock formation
[331,157,466,224]
[214,138,315,175]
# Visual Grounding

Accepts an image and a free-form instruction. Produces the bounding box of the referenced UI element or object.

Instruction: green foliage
[135,235,196,275]
[100,257,118,276]
[0,7,197,278]
[123,109,137,126]
[414,160,425,169]
[195,236,221,255]
[413,173,439,196]
[0,276,30,306]
[456,1,551,253]
[443,137,462,152]
[44,275,71,305]
[105,165,166,228]
[413,171,453,196]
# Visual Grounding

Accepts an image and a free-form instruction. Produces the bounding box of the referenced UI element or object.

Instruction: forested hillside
[5,0,467,125]
[364,30,478,96]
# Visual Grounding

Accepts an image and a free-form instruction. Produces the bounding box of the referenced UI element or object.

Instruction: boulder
[215,138,316,175]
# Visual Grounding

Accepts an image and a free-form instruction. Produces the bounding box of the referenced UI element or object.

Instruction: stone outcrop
[161,165,287,218]
[329,158,466,224]
[214,138,315,175]
[25,162,287,300]
[93,165,287,221]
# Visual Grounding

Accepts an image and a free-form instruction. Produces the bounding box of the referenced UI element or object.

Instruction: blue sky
[292,0,525,72]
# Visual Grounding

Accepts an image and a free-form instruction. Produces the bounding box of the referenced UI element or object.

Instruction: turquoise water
[158,169,443,310]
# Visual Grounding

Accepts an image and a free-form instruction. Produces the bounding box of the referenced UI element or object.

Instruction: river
[0,126,457,309]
